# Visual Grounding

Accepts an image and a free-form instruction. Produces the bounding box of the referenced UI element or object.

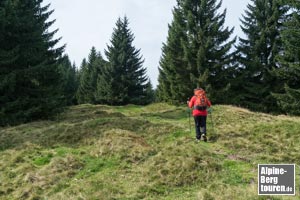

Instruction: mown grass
[0,103,300,199]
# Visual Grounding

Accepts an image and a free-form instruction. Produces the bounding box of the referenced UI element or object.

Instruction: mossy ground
[0,103,300,199]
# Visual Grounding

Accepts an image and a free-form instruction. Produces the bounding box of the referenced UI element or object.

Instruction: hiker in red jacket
[187,88,211,142]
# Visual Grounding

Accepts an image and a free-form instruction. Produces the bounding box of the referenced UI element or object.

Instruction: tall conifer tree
[143,79,155,104]
[157,6,189,103]
[236,0,288,112]
[76,58,88,104]
[272,1,300,114]
[157,0,235,103]
[58,55,78,105]
[97,16,148,105]
[76,47,105,104]
[0,0,65,126]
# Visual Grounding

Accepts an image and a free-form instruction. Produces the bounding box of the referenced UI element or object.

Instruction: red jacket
[188,96,211,116]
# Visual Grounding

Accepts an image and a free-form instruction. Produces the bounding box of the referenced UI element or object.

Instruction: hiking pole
[187,98,192,134]
[188,108,191,134]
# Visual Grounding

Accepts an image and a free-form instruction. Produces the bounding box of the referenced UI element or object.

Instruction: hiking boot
[195,138,200,143]
[201,134,207,142]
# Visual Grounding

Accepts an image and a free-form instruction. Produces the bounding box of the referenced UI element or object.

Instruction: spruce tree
[76,47,105,104]
[236,0,288,112]
[272,1,300,114]
[92,51,106,104]
[76,58,88,104]
[58,55,78,105]
[0,0,65,126]
[157,6,189,104]
[85,46,98,103]
[97,16,148,105]
[143,79,155,104]
[157,0,235,104]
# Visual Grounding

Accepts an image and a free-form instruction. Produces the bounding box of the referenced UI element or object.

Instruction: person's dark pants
[194,115,207,139]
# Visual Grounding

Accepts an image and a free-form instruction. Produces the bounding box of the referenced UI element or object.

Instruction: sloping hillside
[0,103,299,199]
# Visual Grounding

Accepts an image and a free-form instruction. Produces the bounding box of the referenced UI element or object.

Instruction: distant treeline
[0,0,300,126]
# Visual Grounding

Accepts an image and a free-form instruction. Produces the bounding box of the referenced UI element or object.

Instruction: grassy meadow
[0,103,300,199]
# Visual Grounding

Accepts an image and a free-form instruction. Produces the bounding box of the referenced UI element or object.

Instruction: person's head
[194,88,205,95]
[194,88,203,92]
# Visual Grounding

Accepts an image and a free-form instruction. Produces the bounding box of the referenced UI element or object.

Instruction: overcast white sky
[43,0,250,87]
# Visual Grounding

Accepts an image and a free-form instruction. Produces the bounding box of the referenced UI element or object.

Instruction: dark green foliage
[77,47,105,104]
[76,58,88,104]
[157,6,190,104]
[273,85,300,115]
[0,0,65,126]
[143,79,156,105]
[235,0,288,112]
[272,1,300,114]
[78,48,96,104]
[157,0,235,104]
[58,55,78,105]
[96,16,149,105]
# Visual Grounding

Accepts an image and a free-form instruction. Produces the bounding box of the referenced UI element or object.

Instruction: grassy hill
[0,103,299,200]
